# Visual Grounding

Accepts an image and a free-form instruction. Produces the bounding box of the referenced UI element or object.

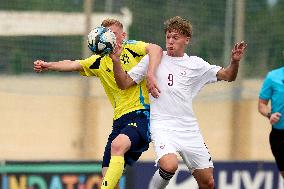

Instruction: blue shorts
[102,109,150,167]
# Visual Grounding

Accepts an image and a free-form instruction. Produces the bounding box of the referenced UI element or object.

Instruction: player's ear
[185,37,190,45]
[122,32,126,40]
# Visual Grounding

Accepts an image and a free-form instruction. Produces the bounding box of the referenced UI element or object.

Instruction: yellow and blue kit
[78,40,150,166]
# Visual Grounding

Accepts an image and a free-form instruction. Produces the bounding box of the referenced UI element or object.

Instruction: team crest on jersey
[159,144,165,149]
[180,70,187,76]
[121,54,130,64]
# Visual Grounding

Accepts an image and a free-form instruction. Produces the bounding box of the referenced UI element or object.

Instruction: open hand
[231,41,247,62]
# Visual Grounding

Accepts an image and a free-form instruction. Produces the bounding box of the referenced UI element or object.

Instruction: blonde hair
[164,16,192,38]
[101,18,123,29]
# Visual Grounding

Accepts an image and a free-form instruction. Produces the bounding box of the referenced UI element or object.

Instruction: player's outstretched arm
[145,43,163,98]
[217,41,247,81]
[33,60,83,73]
[110,44,136,89]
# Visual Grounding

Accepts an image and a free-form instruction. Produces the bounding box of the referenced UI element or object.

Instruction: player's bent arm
[258,98,271,118]
[112,56,136,90]
[44,60,83,72]
[145,43,163,76]
[217,41,247,81]
[216,60,239,82]
[145,43,163,97]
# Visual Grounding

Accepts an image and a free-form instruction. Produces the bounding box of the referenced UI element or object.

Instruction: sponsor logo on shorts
[128,122,137,127]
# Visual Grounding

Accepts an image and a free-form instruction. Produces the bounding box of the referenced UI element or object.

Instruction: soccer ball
[87,26,116,55]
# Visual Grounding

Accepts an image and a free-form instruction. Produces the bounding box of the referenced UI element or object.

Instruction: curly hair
[164,16,192,38]
[101,18,123,29]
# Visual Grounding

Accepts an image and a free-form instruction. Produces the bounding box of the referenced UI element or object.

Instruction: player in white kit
[110,16,247,189]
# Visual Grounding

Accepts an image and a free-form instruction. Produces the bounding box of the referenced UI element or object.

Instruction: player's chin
[166,49,174,56]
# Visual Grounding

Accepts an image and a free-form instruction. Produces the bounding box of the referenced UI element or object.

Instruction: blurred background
[0,0,284,188]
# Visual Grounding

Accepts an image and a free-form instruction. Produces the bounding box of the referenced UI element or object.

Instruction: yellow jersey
[78,40,150,120]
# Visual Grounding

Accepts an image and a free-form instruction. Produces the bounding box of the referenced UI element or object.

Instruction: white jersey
[128,51,222,131]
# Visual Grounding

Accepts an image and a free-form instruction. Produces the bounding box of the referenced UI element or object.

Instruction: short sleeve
[259,74,272,100]
[203,63,223,84]
[125,40,148,55]
[77,55,102,77]
[128,55,149,84]
[195,57,222,84]
[190,57,222,98]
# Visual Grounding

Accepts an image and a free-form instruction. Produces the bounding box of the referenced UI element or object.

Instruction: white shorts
[150,127,214,173]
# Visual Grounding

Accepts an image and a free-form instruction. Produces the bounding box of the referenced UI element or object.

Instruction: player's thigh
[120,110,150,152]
[158,153,179,173]
[150,128,178,164]
[121,126,147,166]
[111,134,132,155]
[179,131,213,173]
[121,126,148,151]
[102,127,121,167]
